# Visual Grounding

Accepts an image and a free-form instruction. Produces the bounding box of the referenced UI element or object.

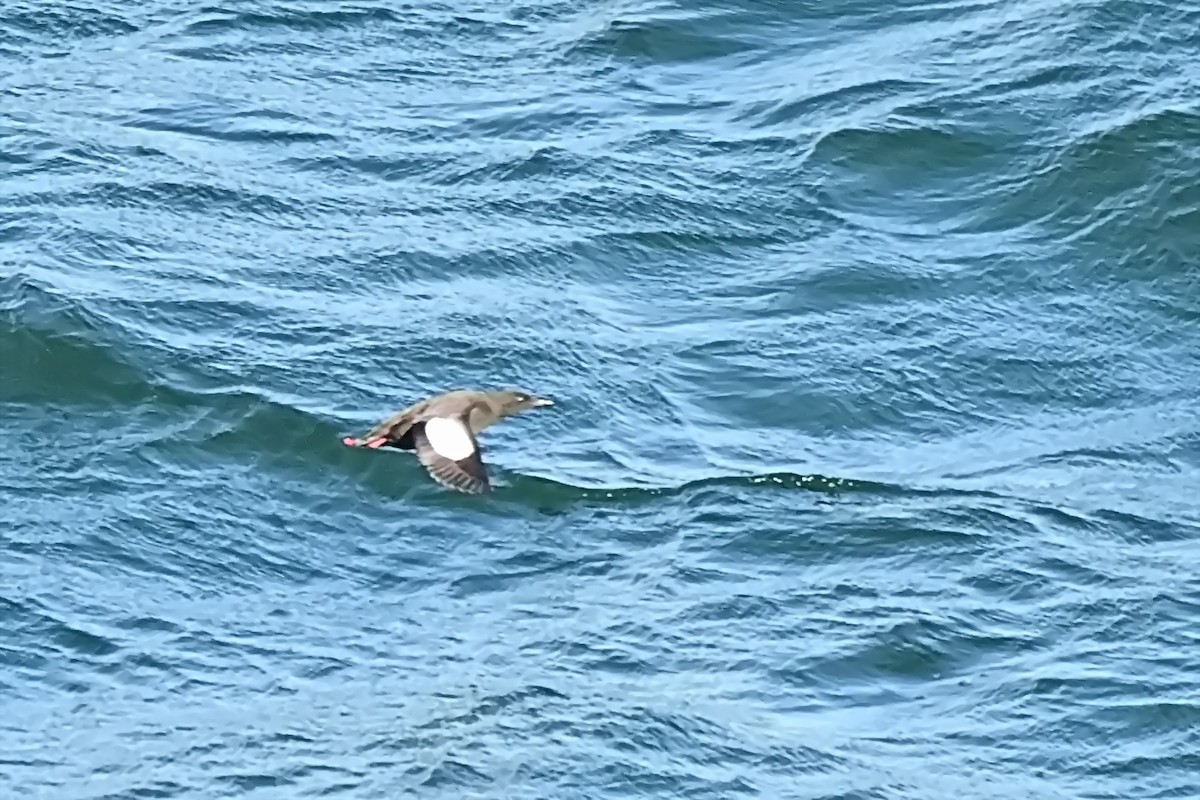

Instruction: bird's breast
[466,406,496,432]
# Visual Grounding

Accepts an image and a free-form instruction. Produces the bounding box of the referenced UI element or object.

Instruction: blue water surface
[2,1,1199,798]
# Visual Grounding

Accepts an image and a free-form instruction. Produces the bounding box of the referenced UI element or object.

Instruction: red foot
[344,436,387,448]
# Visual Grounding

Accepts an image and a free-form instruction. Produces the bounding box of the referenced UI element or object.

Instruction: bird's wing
[412,414,491,494]
[343,404,420,448]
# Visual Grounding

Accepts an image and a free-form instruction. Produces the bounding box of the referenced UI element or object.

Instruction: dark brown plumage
[342,388,555,494]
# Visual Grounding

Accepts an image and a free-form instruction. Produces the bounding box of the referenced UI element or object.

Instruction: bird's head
[495,389,555,417]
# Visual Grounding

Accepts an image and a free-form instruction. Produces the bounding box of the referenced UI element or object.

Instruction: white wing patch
[424,417,476,461]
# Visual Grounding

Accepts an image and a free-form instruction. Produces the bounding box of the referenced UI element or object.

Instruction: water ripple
[4,0,1200,797]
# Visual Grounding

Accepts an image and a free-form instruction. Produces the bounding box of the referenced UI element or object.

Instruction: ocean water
[3,0,1199,797]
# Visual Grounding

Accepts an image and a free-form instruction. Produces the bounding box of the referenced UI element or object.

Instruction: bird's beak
[533,397,555,408]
